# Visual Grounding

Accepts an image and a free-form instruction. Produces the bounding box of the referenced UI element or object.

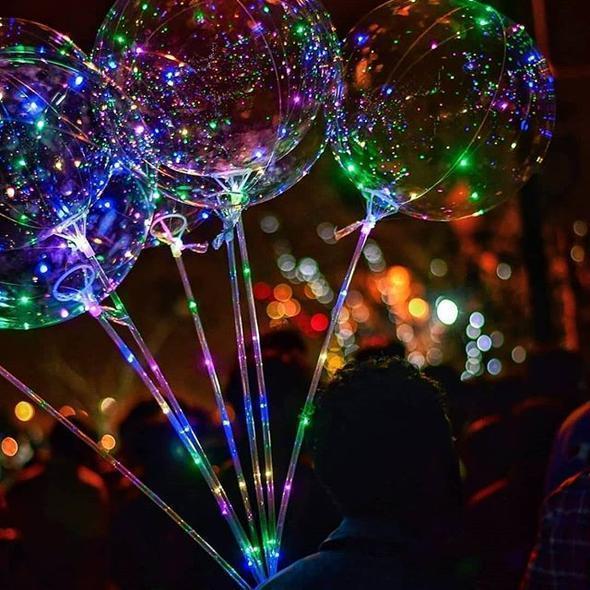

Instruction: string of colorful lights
[0,0,556,585]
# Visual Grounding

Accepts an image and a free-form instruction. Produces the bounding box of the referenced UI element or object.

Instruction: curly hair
[312,355,460,524]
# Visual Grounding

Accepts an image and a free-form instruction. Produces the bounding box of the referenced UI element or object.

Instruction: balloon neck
[229,190,249,207]
[150,214,209,257]
[211,201,249,250]
[362,188,399,222]
[52,263,98,315]
[52,216,95,259]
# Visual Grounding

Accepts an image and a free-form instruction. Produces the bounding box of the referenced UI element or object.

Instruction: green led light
[230,190,247,206]
[188,300,198,313]
[36,119,46,131]
[209,120,218,130]
[243,266,251,278]
[459,156,471,168]
[470,191,480,201]
[294,23,306,36]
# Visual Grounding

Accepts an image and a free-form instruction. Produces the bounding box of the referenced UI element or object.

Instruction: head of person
[48,418,99,471]
[312,356,461,533]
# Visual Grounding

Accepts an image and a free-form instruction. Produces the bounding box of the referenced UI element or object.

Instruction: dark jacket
[258,517,457,590]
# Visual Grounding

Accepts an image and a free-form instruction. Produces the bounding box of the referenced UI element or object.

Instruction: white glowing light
[436,299,459,326]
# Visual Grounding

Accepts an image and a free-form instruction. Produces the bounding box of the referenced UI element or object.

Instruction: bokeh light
[14,401,35,422]
[1,437,19,457]
[100,434,117,452]
[408,298,430,321]
[436,298,459,326]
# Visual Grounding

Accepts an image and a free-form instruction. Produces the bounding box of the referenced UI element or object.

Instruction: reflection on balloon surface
[94,0,341,210]
[0,19,152,249]
[333,0,556,221]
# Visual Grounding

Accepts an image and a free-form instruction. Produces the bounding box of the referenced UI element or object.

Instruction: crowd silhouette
[0,330,587,589]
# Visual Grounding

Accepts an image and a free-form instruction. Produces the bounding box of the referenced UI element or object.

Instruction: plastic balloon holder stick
[0,365,252,590]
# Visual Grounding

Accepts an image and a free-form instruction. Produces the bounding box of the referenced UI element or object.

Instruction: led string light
[225,225,270,567]
[0,364,252,590]
[54,235,267,582]
[0,0,556,583]
[273,209,381,573]
[0,20,265,580]
[93,0,342,573]
[236,218,277,562]
[151,213,263,562]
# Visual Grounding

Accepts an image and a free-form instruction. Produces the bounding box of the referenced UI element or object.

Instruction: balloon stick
[225,226,270,568]
[0,364,252,590]
[273,208,380,573]
[54,222,266,582]
[235,216,277,561]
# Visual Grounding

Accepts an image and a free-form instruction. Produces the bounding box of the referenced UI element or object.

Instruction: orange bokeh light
[273,284,293,302]
[1,437,18,457]
[100,434,117,452]
[267,301,286,320]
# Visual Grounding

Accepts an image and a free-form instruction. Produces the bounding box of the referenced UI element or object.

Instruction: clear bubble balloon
[332,0,556,221]
[94,0,341,209]
[0,168,154,331]
[0,19,152,250]
[0,18,88,62]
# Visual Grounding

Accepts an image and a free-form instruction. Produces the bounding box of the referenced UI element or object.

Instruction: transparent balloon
[0,168,154,330]
[0,18,88,62]
[0,19,152,250]
[94,0,341,209]
[332,0,556,221]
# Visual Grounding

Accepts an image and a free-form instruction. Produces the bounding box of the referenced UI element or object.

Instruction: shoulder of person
[257,554,327,590]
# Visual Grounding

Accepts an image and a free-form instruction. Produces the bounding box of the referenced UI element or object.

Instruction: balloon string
[235,216,277,566]
[172,249,261,551]
[0,364,252,590]
[60,223,265,582]
[226,230,270,572]
[272,217,376,574]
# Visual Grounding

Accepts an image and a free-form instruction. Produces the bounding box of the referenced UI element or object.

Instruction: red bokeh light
[311,313,329,333]
[254,282,272,301]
